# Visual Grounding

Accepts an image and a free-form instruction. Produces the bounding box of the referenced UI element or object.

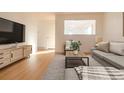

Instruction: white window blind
[64,20,96,35]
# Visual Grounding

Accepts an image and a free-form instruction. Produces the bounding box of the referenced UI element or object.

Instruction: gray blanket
[75,66,124,80]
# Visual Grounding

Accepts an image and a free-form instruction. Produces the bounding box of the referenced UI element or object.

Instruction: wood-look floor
[0,50,55,80]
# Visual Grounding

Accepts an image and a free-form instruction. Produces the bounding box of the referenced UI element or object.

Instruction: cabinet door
[11,48,23,62]
[0,59,11,69]
[0,49,11,69]
[24,46,32,57]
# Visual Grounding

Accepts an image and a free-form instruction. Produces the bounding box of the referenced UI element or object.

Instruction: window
[64,20,96,35]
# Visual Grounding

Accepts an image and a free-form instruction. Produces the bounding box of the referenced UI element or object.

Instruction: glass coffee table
[65,51,89,68]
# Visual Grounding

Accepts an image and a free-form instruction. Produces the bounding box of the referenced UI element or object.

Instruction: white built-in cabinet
[0,45,32,69]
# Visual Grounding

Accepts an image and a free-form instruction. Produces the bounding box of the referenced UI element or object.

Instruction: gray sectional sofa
[92,41,124,69]
[65,68,79,80]
[92,49,124,69]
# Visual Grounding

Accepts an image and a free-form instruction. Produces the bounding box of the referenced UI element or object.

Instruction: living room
[0,12,124,80]
[1,0,124,93]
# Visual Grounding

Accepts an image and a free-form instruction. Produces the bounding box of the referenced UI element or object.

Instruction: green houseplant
[71,41,82,54]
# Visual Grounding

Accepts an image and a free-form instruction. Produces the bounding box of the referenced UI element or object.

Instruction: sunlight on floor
[32,50,55,55]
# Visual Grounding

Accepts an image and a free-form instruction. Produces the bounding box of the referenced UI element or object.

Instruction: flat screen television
[0,17,25,44]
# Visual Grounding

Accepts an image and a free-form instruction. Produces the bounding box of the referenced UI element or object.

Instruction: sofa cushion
[96,42,109,53]
[92,50,124,69]
[110,42,124,56]
[92,50,112,59]
[65,68,79,80]
[103,55,124,69]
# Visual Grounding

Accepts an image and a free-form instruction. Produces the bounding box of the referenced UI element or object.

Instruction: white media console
[0,44,32,69]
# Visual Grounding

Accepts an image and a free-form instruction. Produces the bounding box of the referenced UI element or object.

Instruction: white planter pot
[73,50,78,55]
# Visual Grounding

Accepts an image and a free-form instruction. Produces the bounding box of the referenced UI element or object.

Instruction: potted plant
[71,41,82,54]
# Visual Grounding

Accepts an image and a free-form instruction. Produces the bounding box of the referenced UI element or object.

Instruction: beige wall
[103,12,124,41]
[55,13,104,53]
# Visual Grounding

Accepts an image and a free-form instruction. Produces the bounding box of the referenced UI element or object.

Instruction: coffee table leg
[65,57,67,68]
[87,57,89,66]
[82,57,89,66]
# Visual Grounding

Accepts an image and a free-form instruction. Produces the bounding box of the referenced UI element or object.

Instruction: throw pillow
[95,41,109,53]
[110,42,124,56]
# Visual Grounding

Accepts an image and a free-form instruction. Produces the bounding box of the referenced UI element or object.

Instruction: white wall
[0,13,38,53]
[24,14,38,53]
[103,12,124,41]
[37,19,55,49]
[55,13,104,53]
